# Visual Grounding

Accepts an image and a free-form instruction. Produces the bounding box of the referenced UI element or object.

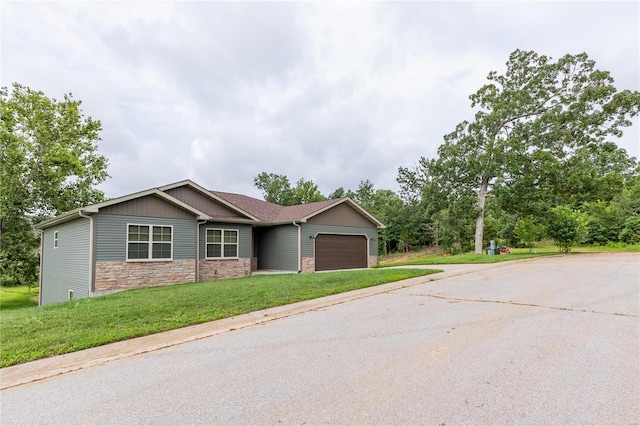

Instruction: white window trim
[53,230,59,249]
[126,223,173,262]
[205,228,239,260]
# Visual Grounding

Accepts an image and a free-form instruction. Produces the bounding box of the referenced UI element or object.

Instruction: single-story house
[36,180,385,305]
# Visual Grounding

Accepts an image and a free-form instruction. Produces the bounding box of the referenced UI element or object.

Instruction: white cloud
[2,1,638,200]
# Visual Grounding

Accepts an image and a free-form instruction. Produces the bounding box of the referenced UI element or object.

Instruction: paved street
[1,253,638,425]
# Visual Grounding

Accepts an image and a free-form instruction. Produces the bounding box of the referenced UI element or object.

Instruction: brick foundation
[368,255,378,268]
[95,259,195,292]
[302,257,315,273]
[199,258,251,281]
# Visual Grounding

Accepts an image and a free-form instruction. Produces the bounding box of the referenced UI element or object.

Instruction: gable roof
[37,188,210,229]
[159,180,260,221]
[211,191,284,221]
[212,191,385,228]
[37,180,385,229]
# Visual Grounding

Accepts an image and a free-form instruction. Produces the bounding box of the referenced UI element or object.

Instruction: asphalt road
[1,253,638,425]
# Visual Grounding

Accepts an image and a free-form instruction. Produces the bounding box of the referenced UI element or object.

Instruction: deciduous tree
[1,83,108,287]
[513,216,544,252]
[420,50,640,253]
[546,206,588,253]
[254,172,324,205]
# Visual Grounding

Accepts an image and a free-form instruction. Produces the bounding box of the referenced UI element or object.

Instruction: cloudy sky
[2,1,639,200]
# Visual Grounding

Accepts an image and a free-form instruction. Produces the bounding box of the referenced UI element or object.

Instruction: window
[53,231,59,249]
[127,224,172,261]
[206,229,238,259]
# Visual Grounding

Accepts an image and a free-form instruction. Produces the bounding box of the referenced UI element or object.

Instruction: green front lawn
[0,268,439,368]
[0,286,39,310]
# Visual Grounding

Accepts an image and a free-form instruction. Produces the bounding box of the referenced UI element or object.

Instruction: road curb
[0,257,550,390]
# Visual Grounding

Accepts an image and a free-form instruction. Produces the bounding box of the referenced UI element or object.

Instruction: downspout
[37,229,44,306]
[78,210,93,298]
[196,219,208,282]
[292,221,301,273]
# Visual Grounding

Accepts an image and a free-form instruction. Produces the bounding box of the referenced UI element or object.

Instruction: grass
[573,242,640,253]
[0,286,39,310]
[379,247,556,267]
[379,242,640,267]
[0,268,439,368]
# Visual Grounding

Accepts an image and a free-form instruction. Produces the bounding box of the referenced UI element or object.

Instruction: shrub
[546,206,588,253]
[619,214,640,244]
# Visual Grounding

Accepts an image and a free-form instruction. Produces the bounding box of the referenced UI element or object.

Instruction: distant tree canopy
[1,83,109,287]
[253,172,324,206]
[398,49,640,253]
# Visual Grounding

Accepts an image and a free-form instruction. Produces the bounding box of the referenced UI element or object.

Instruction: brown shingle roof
[211,191,343,222]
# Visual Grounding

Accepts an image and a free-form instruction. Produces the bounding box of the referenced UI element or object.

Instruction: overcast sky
[2,1,639,200]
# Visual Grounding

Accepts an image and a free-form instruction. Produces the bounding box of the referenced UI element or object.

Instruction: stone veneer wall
[302,255,376,273]
[200,258,251,281]
[302,257,315,273]
[95,259,195,292]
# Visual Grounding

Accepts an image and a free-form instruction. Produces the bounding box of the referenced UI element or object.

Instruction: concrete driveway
[1,253,638,424]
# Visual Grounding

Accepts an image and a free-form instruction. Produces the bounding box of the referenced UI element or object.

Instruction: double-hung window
[206,229,238,259]
[127,224,172,261]
[53,231,59,249]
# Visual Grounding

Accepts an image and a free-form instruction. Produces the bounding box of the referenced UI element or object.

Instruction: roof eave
[36,209,96,229]
[205,217,259,225]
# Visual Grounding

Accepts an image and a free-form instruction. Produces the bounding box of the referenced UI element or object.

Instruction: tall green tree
[1,83,109,286]
[254,173,295,205]
[254,172,324,205]
[418,50,640,253]
[291,178,325,204]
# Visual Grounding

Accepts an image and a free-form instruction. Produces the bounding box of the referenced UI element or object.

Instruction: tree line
[256,50,640,255]
[2,49,639,288]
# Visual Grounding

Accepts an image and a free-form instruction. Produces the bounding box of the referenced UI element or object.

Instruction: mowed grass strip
[378,248,557,267]
[378,243,640,267]
[0,268,439,368]
[0,286,39,310]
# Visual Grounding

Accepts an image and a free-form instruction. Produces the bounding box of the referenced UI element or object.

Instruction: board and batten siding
[95,215,197,261]
[307,202,376,228]
[198,222,252,259]
[164,186,245,219]
[302,224,378,257]
[257,225,299,271]
[98,194,195,219]
[41,217,91,305]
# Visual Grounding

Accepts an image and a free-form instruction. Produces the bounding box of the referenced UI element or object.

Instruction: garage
[315,234,368,271]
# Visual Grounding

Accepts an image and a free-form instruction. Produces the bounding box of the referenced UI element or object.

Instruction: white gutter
[196,219,208,281]
[292,221,301,273]
[78,210,93,298]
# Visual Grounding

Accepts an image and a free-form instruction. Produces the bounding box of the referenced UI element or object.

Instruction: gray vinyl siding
[199,222,251,259]
[257,225,299,271]
[41,218,91,305]
[302,224,378,257]
[96,214,196,261]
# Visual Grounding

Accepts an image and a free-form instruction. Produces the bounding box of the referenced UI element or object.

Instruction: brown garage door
[315,234,367,271]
